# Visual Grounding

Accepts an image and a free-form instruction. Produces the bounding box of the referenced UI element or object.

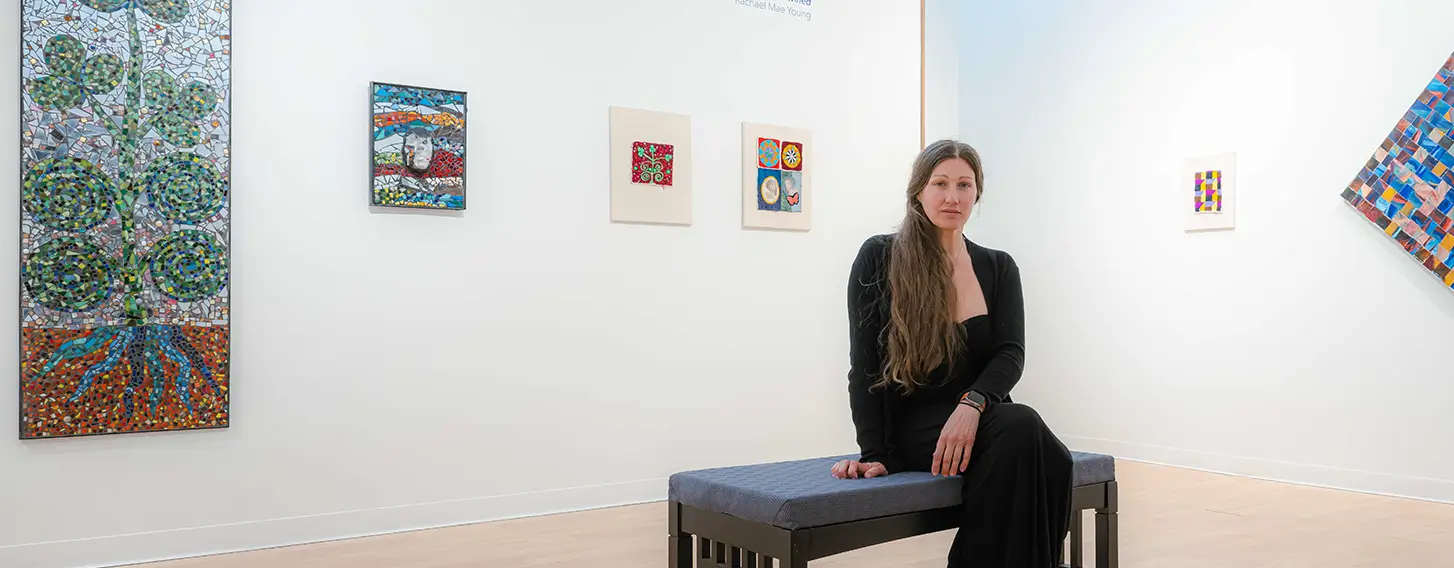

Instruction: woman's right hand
[831,459,887,479]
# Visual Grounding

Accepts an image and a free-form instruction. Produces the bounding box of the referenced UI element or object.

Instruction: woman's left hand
[932,404,982,476]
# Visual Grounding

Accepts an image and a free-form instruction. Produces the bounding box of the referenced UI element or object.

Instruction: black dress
[846,233,1074,568]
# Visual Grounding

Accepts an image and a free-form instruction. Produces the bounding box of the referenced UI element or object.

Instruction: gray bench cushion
[667,451,1115,530]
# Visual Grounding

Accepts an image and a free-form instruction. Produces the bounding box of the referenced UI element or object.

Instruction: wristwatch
[959,390,988,413]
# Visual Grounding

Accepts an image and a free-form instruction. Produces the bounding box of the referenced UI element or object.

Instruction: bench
[667,451,1118,568]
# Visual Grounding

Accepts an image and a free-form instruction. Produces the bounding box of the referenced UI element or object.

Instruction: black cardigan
[845,233,1027,474]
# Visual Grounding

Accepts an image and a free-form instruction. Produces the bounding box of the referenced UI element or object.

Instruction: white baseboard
[1068,436,1454,505]
[0,478,669,568]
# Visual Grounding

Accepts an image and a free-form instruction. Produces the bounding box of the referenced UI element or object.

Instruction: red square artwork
[781,141,804,171]
[631,141,674,186]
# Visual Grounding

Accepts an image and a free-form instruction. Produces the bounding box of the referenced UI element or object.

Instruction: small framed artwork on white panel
[609,106,692,226]
[1183,152,1237,232]
[743,122,812,231]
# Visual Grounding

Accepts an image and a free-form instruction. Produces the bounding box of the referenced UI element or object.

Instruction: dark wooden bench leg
[667,534,691,568]
[668,501,692,568]
[1095,481,1119,568]
[778,532,807,568]
[1070,508,1084,568]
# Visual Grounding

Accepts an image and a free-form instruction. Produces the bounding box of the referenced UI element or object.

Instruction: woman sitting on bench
[830,139,1075,567]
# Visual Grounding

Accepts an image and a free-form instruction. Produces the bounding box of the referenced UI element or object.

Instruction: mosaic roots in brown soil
[21,326,229,438]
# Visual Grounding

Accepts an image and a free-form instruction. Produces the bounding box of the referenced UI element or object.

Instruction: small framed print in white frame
[1183,152,1237,232]
[608,106,693,226]
[743,122,812,231]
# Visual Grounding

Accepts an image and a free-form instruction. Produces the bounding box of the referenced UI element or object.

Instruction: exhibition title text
[734,0,813,22]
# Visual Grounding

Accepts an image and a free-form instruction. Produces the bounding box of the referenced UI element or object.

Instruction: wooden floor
[141,460,1454,568]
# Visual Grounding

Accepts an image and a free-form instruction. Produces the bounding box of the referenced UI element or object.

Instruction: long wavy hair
[875,139,984,394]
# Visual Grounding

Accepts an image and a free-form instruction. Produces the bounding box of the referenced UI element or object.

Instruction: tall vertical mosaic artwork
[20,0,231,439]
[1341,52,1454,291]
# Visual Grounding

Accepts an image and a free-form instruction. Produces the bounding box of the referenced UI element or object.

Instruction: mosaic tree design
[20,0,231,438]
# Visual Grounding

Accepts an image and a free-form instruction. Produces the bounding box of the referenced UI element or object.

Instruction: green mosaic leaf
[177,81,217,121]
[141,0,189,24]
[151,113,202,147]
[143,72,215,147]
[141,153,225,224]
[80,0,129,12]
[23,236,117,312]
[29,75,86,109]
[82,53,124,96]
[148,229,227,302]
[143,70,176,114]
[43,35,86,79]
[22,157,116,231]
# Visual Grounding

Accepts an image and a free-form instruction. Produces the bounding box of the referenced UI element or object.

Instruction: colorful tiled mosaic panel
[1194,170,1223,213]
[756,137,805,212]
[371,83,466,210]
[1340,52,1454,291]
[630,141,674,186]
[21,0,232,439]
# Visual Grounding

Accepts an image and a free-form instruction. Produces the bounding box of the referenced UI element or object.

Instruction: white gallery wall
[0,1,922,566]
[957,0,1454,502]
[922,0,960,143]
